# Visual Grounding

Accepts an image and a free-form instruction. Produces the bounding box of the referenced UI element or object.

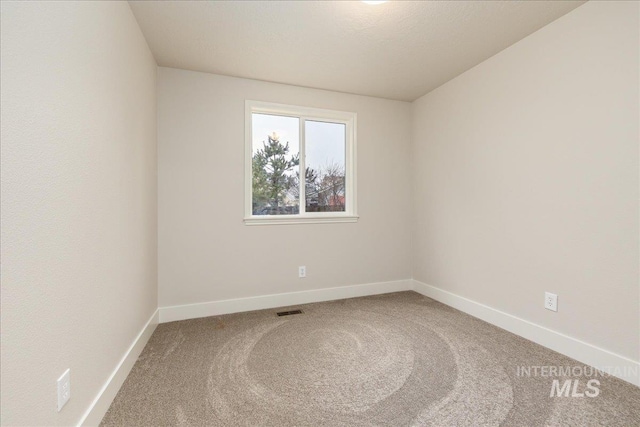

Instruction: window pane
[304,121,346,212]
[252,113,300,215]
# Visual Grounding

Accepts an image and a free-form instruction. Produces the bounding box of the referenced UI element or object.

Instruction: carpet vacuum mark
[101,292,640,426]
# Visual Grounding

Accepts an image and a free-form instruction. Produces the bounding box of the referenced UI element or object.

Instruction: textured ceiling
[129,0,585,101]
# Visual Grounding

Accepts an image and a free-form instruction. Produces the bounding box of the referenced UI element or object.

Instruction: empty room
[1,0,639,425]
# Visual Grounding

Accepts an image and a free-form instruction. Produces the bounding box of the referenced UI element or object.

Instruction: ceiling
[129,0,585,102]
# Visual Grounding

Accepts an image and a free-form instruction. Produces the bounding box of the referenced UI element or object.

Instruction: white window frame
[244,100,358,225]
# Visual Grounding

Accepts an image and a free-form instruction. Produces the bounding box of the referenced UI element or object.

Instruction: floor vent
[276,309,303,317]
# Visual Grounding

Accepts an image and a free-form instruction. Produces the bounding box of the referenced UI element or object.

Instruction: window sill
[244,215,359,226]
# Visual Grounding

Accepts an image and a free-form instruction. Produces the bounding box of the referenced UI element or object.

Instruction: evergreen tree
[252,133,299,212]
[252,155,270,209]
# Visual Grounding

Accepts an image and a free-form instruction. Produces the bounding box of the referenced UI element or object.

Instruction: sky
[252,113,345,175]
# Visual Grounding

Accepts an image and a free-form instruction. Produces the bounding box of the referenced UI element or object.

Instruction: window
[245,100,357,225]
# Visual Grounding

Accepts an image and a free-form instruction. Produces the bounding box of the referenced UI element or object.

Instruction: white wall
[158,68,412,308]
[0,2,157,425]
[412,1,639,361]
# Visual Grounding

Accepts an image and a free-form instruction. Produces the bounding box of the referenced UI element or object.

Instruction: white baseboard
[77,309,159,426]
[159,279,413,323]
[411,280,640,387]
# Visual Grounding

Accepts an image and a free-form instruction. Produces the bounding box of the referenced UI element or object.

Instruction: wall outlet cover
[544,292,558,312]
[57,369,71,412]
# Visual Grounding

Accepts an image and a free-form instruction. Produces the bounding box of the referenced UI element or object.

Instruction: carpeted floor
[101,292,640,426]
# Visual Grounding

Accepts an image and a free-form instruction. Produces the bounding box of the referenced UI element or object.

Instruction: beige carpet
[101,292,640,426]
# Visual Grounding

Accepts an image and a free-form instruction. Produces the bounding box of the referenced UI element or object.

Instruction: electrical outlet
[298,266,306,278]
[57,369,70,412]
[544,292,558,312]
